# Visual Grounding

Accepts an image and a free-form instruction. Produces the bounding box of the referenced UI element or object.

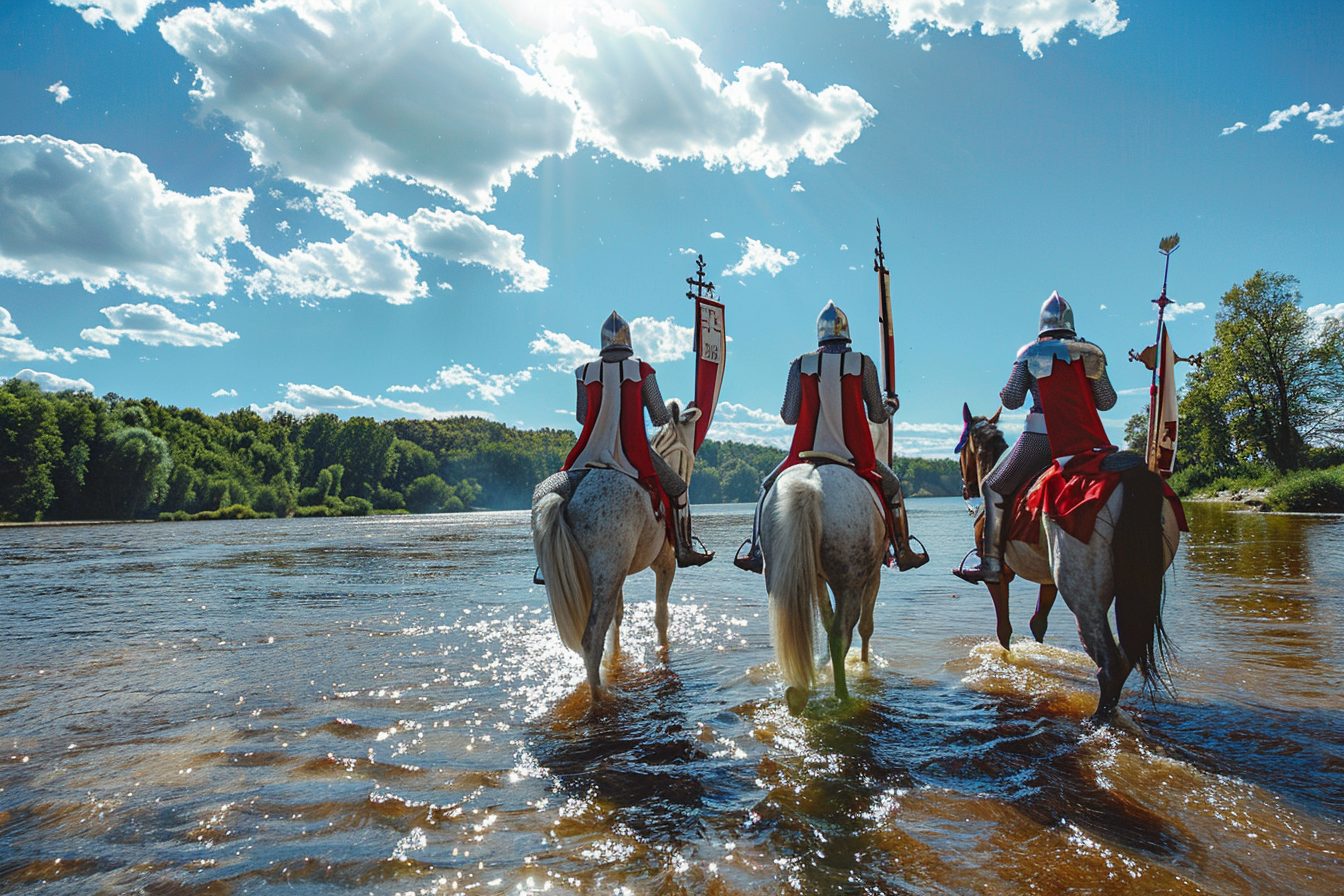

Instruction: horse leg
[858,576,879,663]
[815,576,834,631]
[828,587,863,701]
[581,573,621,702]
[986,580,1012,650]
[653,548,675,649]
[1030,584,1057,643]
[1071,595,1129,724]
[608,586,625,656]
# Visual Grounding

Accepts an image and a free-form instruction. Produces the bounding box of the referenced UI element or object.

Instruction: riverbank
[1184,464,1344,513]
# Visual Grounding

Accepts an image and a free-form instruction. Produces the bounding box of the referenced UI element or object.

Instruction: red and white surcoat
[782,351,883,492]
[562,358,662,502]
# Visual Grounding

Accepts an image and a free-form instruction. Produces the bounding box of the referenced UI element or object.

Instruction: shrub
[294,504,339,518]
[340,496,373,516]
[1266,467,1344,512]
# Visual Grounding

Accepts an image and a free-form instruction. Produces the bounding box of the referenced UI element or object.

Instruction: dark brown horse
[954,405,1057,650]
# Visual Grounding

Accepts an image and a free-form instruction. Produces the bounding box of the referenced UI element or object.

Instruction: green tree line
[1121,269,1344,508]
[0,385,963,522]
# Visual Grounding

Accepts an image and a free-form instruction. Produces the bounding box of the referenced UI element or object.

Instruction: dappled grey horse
[531,402,701,702]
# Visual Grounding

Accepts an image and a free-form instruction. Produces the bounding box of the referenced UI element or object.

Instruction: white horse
[959,406,1182,723]
[531,402,701,702]
[763,463,888,714]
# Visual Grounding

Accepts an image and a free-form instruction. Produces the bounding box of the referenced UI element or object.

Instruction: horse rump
[1112,466,1170,692]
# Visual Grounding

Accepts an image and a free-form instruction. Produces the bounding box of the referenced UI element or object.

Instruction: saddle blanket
[1008,452,1188,546]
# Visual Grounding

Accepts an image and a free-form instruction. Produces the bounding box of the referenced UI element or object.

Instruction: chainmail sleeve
[1091,365,1117,411]
[574,375,586,424]
[642,370,672,426]
[861,355,891,423]
[780,358,803,425]
[1000,360,1031,410]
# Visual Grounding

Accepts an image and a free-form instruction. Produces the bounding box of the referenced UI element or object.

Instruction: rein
[959,418,1005,515]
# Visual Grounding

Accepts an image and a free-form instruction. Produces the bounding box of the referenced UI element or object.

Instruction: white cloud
[0,135,250,300]
[1307,302,1344,323]
[920,41,932,52]
[161,0,577,213]
[790,181,805,192]
[1313,133,1335,145]
[80,303,240,348]
[1163,301,1206,319]
[678,247,697,255]
[1307,104,1344,129]
[710,231,725,239]
[250,382,490,420]
[630,315,694,362]
[9,368,93,393]
[1220,121,1246,136]
[212,387,238,398]
[530,11,875,177]
[47,81,71,104]
[0,304,110,363]
[531,327,597,373]
[827,0,1127,59]
[52,0,170,32]
[425,363,533,404]
[711,401,967,456]
[248,192,548,302]
[723,237,799,277]
[1258,101,1310,132]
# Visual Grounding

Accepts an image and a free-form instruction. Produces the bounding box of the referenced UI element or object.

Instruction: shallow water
[1,499,1341,894]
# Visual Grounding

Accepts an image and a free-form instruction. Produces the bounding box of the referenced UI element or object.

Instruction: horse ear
[962,402,972,424]
[989,406,1002,425]
[681,406,702,425]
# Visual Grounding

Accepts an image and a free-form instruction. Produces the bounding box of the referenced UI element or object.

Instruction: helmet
[1038,291,1076,338]
[600,310,631,351]
[817,301,851,344]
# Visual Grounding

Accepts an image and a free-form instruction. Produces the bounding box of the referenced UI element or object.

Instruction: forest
[0,385,963,522]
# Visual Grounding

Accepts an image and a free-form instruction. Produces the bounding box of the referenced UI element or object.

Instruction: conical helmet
[1038,291,1076,338]
[600,310,632,351]
[817,301,851,344]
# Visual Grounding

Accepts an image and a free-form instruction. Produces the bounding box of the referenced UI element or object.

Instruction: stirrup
[896,535,929,571]
[951,549,1000,584]
[676,534,715,568]
[532,566,545,586]
[733,538,763,574]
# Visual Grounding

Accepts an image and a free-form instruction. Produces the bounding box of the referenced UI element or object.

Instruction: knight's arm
[575,376,586,424]
[999,361,1030,410]
[643,370,672,426]
[780,358,802,425]
[861,355,893,423]
[1091,365,1117,411]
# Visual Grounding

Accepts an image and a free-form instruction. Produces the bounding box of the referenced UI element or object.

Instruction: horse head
[651,399,702,487]
[955,403,1004,499]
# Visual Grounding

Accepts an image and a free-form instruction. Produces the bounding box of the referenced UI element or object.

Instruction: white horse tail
[768,474,823,693]
[532,494,592,654]
[1112,466,1170,692]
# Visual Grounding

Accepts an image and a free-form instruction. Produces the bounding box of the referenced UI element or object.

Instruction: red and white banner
[1148,322,1179,475]
[691,295,725,451]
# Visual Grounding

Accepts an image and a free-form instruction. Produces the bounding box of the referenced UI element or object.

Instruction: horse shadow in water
[528,660,747,844]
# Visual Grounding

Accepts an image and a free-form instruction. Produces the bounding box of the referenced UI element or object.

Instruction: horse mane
[650,399,694,485]
[974,416,1010,471]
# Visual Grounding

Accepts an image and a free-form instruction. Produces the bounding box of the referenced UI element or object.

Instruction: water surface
[2,499,1341,893]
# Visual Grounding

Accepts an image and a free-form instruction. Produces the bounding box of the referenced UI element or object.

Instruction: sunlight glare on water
[1,500,1342,893]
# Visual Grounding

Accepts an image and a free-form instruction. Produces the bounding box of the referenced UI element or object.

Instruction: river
[1,498,1341,894]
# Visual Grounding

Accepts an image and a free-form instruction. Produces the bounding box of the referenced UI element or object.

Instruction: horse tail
[1112,466,1170,692]
[533,494,591,654]
[767,474,822,693]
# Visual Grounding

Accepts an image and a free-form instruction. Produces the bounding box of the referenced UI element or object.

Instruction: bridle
[957,418,1000,514]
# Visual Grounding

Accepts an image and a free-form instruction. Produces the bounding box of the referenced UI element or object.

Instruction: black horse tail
[1112,466,1170,692]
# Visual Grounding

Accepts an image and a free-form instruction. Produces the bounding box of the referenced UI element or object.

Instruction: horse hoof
[997,626,1012,651]
[1029,617,1048,643]
[785,686,809,716]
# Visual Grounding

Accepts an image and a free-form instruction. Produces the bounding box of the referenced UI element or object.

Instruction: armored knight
[734,301,928,573]
[542,310,713,568]
[954,291,1117,584]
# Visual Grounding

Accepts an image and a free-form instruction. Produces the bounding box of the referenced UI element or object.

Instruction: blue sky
[1,0,1340,456]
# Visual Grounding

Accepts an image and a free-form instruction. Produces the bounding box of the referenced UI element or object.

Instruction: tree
[1196,270,1344,470]
[99,426,173,518]
[0,381,63,520]
[405,473,453,513]
[1123,410,1148,455]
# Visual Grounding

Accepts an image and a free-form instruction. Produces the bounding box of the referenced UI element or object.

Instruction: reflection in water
[1,501,1342,893]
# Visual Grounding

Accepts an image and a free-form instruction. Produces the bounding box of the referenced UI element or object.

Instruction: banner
[1148,322,1179,475]
[691,295,725,451]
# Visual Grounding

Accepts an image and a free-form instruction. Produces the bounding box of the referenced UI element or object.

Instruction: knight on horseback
[735,300,928,573]
[954,291,1117,584]
[534,310,713,569]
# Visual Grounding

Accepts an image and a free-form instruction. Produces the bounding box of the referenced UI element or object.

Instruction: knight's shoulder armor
[1017,339,1071,377]
[1063,339,1106,379]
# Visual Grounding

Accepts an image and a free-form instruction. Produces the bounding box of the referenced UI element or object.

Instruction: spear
[874,219,897,466]
[1148,233,1180,472]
